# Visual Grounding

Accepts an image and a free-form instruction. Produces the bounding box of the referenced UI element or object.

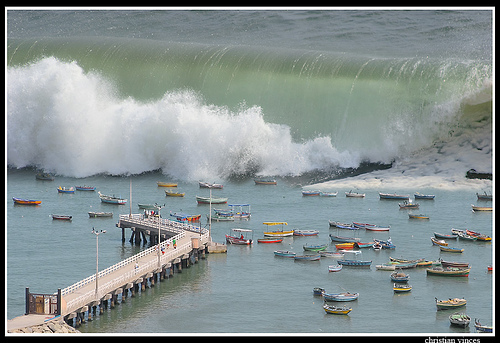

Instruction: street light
[154,203,165,270]
[91,228,106,298]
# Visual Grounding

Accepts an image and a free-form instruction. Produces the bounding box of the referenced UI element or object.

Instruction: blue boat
[294,254,320,261]
[274,250,296,258]
[379,192,410,200]
[374,238,396,249]
[329,234,360,243]
[323,292,359,302]
[329,221,356,229]
[337,259,372,266]
[390,271,410,282]
[414,192,435,199]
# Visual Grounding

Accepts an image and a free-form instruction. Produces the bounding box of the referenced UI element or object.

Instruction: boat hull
[323,292,359,302]
[426,267,471,277]
[12,197,41,205]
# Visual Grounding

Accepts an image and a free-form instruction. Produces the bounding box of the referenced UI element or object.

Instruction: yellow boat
[157,181,178,187]
[165,189,185,197]
[323,304,352,315]
[393,283,412,293]
[335,242,356,250]
[263,222,294,237]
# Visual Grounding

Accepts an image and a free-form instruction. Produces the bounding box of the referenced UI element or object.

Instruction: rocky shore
[8,320,80,334]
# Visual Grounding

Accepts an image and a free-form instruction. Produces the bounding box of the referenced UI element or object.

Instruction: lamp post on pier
[91,228,106,298]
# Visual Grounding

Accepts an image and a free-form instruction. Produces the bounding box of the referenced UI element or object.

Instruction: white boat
[345,190,365,198]
[328,264,343,272]
[98,191,127,205]
[263,222,294,237]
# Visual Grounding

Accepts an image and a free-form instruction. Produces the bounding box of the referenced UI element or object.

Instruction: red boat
[257,238,283,243]
[225,228,253,245]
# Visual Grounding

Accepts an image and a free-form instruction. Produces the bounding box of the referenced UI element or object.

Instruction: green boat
[303,243,328,252]
[426,267,470,277]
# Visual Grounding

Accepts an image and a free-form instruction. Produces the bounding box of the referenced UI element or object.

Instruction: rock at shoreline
[8,320,80,334]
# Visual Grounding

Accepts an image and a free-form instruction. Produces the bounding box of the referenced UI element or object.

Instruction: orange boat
[12,197,41,205]
[335,242,355,250]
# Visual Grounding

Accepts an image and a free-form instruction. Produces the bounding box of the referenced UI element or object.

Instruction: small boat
[476,192,492,201]
[98,191,127,205]
[352,222,375,229]
[372,242,382,250]
[294,254,321,261]
[393,262,418,269]
[165,189,185,197]
[293,229,319,236]
[225,228,253,245]
[451,228,466,236]
[399,200,419,209]
[263,222,294,237]
[199,181,223,189]
[345,190,365,198]
[475,234,492,242]
[57,186,75,193]
[196,195,228,204]
[302,190,321,196]
[52,214,72,220]
[414,192,435,199]
[209,212,235,222]
[434,232,458,240]
[337,259,372,266]
[335,242,356,250]
[328,264,343,272]
[393,283,412,293]
[379,192,410,200]
[449,313,471,327]
[435,297,467,311]
[457,231,477,241]
[465,168,492,180]
[254,179,277,185]
[228,204,251,219]
[487,265,493,272]
[474,319,493,333]
[88,211,113,218]
[274,250,296,258]
[440,246,464,253]
[257,237,283,243]
[431,237,448,246]
[471,204,492,212]
[319,251,344,258]
[35,172,54,181]
[313,287,325,296]
[329,234,360,243]
[323,303,352,315]
[303,243,328,252]
[157,181,178,187]
[12,197,41,205]
[329,221,356,229]
[320,191,338,197]
[171,212,201,222]
[356,241,374,249]
[373,238,396,249]
[376,264,396,271]
[426,267,471,277]
[364,225,391,231]
[465,229,491,241]
[440,260,469,268]
[323,292,359,302]
[409,213,429,219]
[138,203,158,210]
[391,272,410,282]
[75,186,96,191]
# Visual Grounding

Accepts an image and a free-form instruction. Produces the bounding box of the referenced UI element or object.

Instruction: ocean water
[6,8,493,335]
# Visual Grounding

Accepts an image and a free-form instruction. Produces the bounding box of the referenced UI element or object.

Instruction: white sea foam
[7,57,362,180]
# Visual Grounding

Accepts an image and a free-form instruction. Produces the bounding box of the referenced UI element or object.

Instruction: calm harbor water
[6,167,493,334]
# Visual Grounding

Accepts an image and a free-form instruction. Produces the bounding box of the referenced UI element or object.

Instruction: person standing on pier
[173,238,177,249]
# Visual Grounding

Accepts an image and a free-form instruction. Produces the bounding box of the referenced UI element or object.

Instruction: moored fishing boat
[329,234,360,243]
[75,185,96,191]
[88,211,113,218]
[263,222,294,237]
[399,200,419,209]
[35,172,54,181]
[138,203,158,210]
[196,195,228,204]
[294,254,321,261]
[426,266,471,277]
[328,264,342,272]
[440,260,469,268]
[302,190,321,196]
[373,238,396,249]
[393,283,412,293]
[457,231,477,241]
[476,192,492,200]
[274,250,296,258]
[345,190,365,197]
[449,313,471,327]
[376,264,396,271]
[257,237,283,243]
[337,259,372,266]
[57,186,75,193]
[356,241,374,249]
[471,204,492,212]
[293,229,319,236]
[474,319,493,333]
[319,251,344,258]
[165,189,185,197]
[329,221,356,229]
[414,192,435,199]
[390,271,410,282]
[435,297,467,311]
[323,292,359,302]
[379,192,410,200]
[434,232,457,239]
[431,237,448,246]
[98,191,127,204]
[313,287,325,296]
[409,213,429,219]
[51,214,72,220]
[335,242,356,250]
[228,204,251,219]
[364,224,391,231]
[12,197,41,205]
[466,229,491,241]
[320,191,338,197]
[157,181,178,187]
[303,243,328,252]
[439,246,464,253]
[225,228,253,245]
[254,179,277,185]
[323,303,352,315]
